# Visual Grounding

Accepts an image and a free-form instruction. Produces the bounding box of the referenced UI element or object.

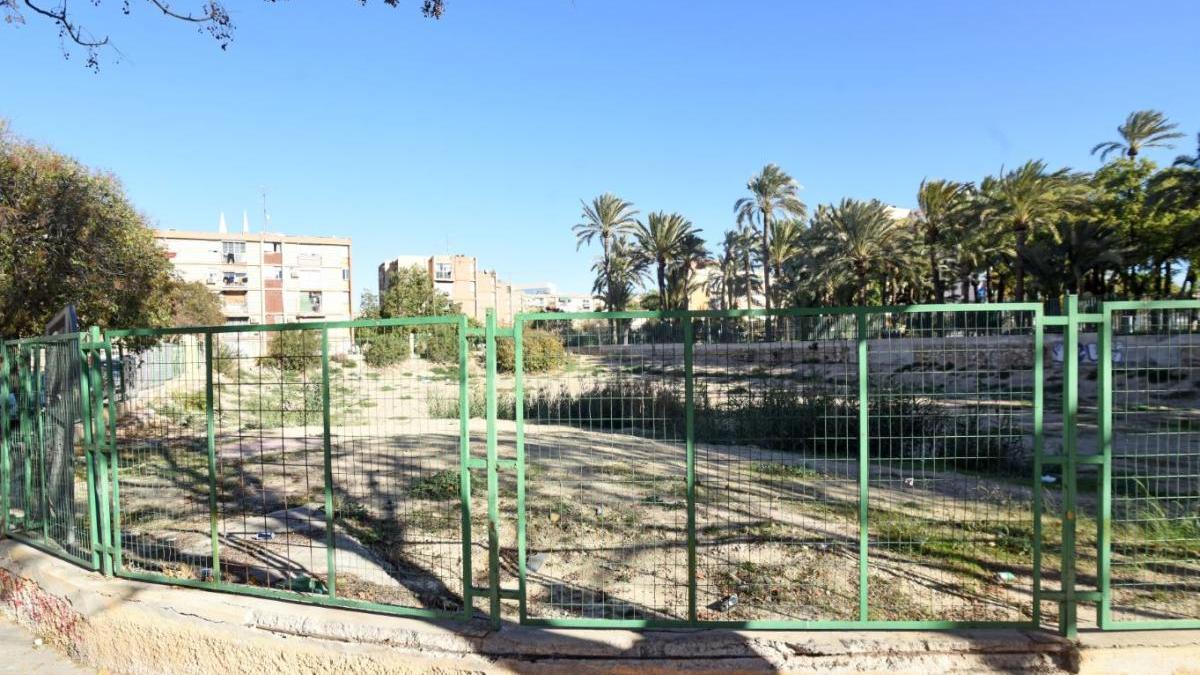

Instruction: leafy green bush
[363,330,410,367]
[496,329,567,373]
[260,330,321,373]
[417,325,460,364]
[212,342,241,378]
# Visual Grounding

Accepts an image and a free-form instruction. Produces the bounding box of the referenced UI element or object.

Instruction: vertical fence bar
[514,317,527,622]
[1,345,10,537]
[33,348,50,543]
[18,348,33,534]
[1061,295,1079,638]
[683,315,697,625]
[1032,308,1045,626]
[82,330,110,574]
[1096,304,1113,628]
[484,309,501,629]
[204,333,221,583]
[321,328,336,598]
[103,340,124,573]
[856,309,870,621]
[458,315,474,619]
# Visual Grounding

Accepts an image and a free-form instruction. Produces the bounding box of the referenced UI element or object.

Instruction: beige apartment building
[378,254,518,325]
[155,227,353,327]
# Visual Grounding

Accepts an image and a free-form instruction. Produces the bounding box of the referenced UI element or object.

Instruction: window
[267,242,282,253]
[221,240,246,263]
[342,269,350,281]
[222,272,248,286]
[434,262,453,281]
[267,267,283,280]
[301,291,323,314]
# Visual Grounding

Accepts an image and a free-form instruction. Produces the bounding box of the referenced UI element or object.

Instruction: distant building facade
[519,284,602,313]
[378,254,518,325]
[156,219,353,327]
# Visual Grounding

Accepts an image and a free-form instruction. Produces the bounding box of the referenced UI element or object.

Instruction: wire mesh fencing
[1104,303,1200,626]
[104,318,471,619]
[3,301,1199,633]
[1,334,97,569]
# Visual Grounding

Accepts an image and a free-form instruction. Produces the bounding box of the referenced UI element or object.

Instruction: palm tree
[1091,110,1185,161]
[665,234,710,310]
[982,160,1084,301]
[574,193,638,308]
[1175,133,1200,167]
[809,199,906,304]
[760,218,805,307]
[632,211,701,310]
[591,237,645,312]
[915,179,973,302]
[734,165,806,324]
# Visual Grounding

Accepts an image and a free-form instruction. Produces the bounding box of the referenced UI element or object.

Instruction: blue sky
[3,1,1198,304]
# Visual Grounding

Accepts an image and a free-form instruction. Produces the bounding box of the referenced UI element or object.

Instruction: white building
[156,214,353,327]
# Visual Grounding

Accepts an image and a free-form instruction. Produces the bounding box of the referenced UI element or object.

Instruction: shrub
[417,325,460,364]
[212,342,241,378]
[260,330,321,373]
[363,331,410,368]
[496,329,568,373]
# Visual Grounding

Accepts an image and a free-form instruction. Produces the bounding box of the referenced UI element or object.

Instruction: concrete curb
[1,541,1197,673]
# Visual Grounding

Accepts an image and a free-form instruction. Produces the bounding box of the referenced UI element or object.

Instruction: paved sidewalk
[0,614,90,675]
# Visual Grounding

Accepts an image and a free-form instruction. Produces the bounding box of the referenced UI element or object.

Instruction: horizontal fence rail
[0,298,1196,635]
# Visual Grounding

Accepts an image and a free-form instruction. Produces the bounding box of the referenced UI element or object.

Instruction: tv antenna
[260,186,271,232]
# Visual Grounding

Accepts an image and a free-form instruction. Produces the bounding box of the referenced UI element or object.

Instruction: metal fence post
[321,328,336,598]
[683,315,697,625]
[856,309,870,622]
[457,316,474,619]
[204,333,221,583]
[513,316,527,623]
[1061,294,1079,638]
[1,345,9,537]
[81,328,111,574]
[484,309,502,629]
[1097,303,1113,628]
[1032,307,1045,627]
[103,339,124,573]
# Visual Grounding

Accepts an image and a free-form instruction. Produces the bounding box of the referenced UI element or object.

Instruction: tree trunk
[761,211,773,339]
[928,232,943,302]
[1179,262,1195,299]
[657,259,667,310]
[1014,224,1028,302]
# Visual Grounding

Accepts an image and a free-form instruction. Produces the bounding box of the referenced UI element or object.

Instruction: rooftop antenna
[260,186,270,232]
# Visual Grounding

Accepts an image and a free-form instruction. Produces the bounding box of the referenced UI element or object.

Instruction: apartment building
[156,223,353,327]
[519,284,602,313]
[378,254,518,325]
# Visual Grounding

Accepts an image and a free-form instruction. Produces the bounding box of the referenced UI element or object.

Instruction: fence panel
[1,335,98,570]
[106,318,472,620]
[1101,302,1200,629]
[688,313,862,626]
[517,315,690,626]
[865,307,1040,627]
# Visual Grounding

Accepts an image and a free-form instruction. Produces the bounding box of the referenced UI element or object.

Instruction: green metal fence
[2,298,1198,635]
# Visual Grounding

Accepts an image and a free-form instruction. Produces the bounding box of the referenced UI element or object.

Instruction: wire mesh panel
[691,313,860,623]
[865,309,1038,624]
[520,316,689,624]
[1106,305,1200,625]
[109,320,470,619]
[326,321,469,614]
[2,336,96,569]
[110,333,211,580]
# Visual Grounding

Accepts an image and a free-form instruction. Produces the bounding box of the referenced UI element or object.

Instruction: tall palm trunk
[761,213,773,339]
[1014,223,1028,302]
[927,231,943,302]
[656,257,667,310]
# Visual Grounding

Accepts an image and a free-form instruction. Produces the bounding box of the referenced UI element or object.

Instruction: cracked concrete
[2,540,1199,673]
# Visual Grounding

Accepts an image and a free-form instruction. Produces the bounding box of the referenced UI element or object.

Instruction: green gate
[1097,300,1200,630]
